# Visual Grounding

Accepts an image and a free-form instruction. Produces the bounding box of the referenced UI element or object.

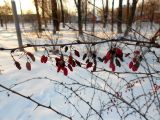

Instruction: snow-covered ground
[0,23,159,120]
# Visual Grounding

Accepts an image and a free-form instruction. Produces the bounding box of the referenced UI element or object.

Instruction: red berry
[68,64,73,71]
[55,57,60,61]
[75,60,81,67]
[129,61,133,69]
[104,51,111,64]
[109,61,115,72]
[116,48,123,57]
[109,61,113,68]
[41,55,48,63]
[26,62,31,71]
[57,66,61,72]
[44,56,48,63]
[132,64,138,71]
[26,52,35,62]
[41,55,45,63]
[59,60,65,68]
[63,67,68,76]
[132,58,137,63]
[68,55,73,65]
[86,62,93,68]
[15,61,21,70]
[74,50,80,57]
[71,60,76,67]
[134,50,140,55]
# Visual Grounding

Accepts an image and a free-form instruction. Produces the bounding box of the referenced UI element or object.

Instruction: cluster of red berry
[13,47,144,76]
[53,50,81,76]
[41,55,48,63]
[14,52,35,71]
[129,50,142,71]
[103,48,123,72]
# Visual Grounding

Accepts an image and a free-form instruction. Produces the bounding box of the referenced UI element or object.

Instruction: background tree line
[0,0,159,34]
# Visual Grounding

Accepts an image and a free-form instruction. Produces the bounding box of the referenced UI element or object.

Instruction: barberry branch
[0,84,72,120]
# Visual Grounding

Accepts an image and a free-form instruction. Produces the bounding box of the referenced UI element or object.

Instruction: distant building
[154,11,160,23]
[135,12,160,23]
[0,14,37,23]
[86,12,101,23]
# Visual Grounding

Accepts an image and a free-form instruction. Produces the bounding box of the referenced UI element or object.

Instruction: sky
[0,0,142,14]
[0,0,36,14]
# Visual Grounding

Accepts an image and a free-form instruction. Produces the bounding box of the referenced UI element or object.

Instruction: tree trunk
[102,0,105,26]
[111,0,114,32]
[0,18,3,27]
[84,0,88,31]
[4,15,7,30]
[126,0,130,24]
[103,0,108,28]
[51,0,60,34]
[42,0,47,28]
[124,0,138,36]
[150,8,155,29]
[60,0,65,28]
[117,0,123,33]
[77,0,83,35]
[92,0,96,33]
[34,0,42,32]
[139,0,144,29]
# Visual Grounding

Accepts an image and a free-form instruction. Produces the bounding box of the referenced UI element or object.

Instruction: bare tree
[42,0,47,28]
[126,0,130,24]
[92,0,96,33]
[0,1,12,30]
[117,0,123,33]
[51,0,60,34]
[148,1,156,29]
[125,0,138,36]
[111,0,114,32]
[34,0,42,32]
[60,0,65,28]
[84,0,88,30]
[139,0,144,29]
[103,0,108,28]
[74,0,83,35]
[138,0,160,29]
[77,0,83,35]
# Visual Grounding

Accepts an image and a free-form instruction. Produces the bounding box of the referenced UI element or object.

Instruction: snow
[0,23,160,120]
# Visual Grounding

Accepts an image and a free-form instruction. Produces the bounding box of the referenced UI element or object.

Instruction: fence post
[11,0,23,51]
